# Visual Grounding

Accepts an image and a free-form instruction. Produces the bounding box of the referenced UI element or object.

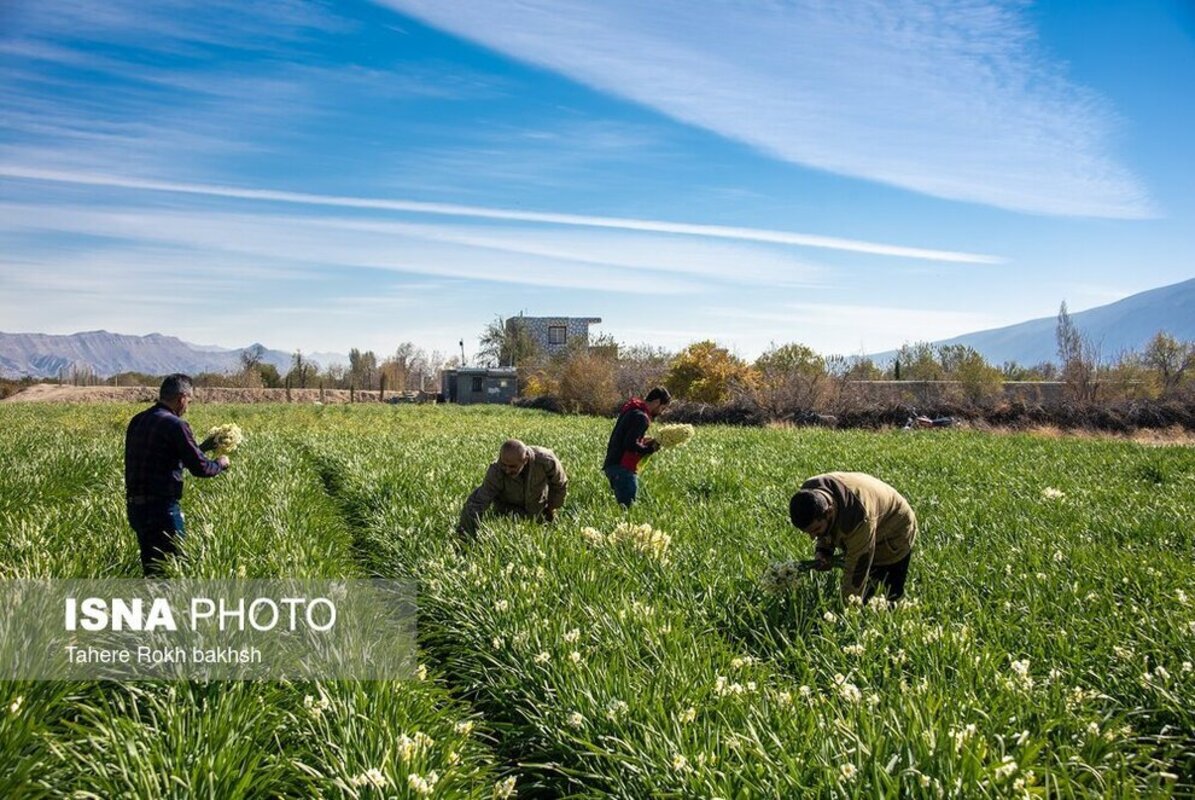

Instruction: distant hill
[0,330,345,379]
[871,277,1195,366]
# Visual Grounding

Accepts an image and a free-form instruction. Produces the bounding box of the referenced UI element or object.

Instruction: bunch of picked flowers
[205,423,244,457]
[760,561,804,595]
[653,423,695,450]
[610,521,671,560]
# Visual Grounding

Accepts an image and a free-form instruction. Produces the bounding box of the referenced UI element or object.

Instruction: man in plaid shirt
[125,373,228,576]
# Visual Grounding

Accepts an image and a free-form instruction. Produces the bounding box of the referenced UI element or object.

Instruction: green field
[1,404,1192,798]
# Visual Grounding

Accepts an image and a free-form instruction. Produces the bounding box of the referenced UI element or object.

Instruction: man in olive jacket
[789,472,917,603]
[457,439,568,536]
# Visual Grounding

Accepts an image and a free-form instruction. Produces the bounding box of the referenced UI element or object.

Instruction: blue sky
[2,0,1193,362]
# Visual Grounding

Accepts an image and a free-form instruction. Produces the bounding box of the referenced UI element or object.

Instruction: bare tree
[478,315,539,368]
[1055,302,1099,403]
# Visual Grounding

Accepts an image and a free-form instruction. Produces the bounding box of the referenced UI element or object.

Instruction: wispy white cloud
[0,167,1001,263]
[0,202,704,294]
[378,0,1152,218]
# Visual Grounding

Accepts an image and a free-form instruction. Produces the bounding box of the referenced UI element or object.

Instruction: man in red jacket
[602,386,671,507]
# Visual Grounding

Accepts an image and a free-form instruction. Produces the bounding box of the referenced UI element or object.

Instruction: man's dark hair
[159,373,194,401]
[790,489,832,530]
[645,386,671,404]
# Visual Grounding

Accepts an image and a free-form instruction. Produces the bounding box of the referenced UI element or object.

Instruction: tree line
[482,305,1195,416]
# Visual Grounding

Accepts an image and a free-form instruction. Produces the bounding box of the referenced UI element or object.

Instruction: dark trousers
[863,550,912,603]
[127,499,185,577]
[603,465,639,507]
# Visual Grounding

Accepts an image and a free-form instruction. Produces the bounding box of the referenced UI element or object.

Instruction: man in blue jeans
[125,373,229,576]
[602,386,670,507]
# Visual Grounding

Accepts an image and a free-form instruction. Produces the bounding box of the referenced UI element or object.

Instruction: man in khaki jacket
[457,439,568,536]
[789,472,917,603]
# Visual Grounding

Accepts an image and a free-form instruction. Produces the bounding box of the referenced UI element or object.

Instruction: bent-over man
[125,373,228,576]
[789,471,916,604]
[457,439,568,537]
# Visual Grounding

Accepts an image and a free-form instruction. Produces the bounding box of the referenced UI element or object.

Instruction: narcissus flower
[349,768,389,789]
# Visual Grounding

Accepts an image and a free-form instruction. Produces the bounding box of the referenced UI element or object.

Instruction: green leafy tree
[664,340,756,404]
[893,342,944,381]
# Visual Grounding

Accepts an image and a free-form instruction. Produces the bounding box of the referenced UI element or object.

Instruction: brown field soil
[1,383,422,404]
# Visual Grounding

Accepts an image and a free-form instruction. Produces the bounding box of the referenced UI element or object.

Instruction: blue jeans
[603,465,639,507]
[127,499,185,577]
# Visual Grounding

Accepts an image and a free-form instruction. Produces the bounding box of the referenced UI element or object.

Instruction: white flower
[455,720,475,736]
[995,756,1019,781]
[605,699,629,720]
[840,763,858,780]
[671,753,691,772]
[493,775,518,798]
[9,695,23,714]
[844,643,865,656]
[952,723,977,752]
[1153,665,1170,681]
[679,706,697,723]
[799,685,812,698]
[533,651,550,665]
[1086,721,1100,737]
[407,771,439,796]
[1182,661,1192,673]
[494,599,509,612]
[567,711,585,729]
[823,611,837,623]
[350,768,389,789]
[837,681,862,703]
[492,636,505,650]
[304,693,331,718]
[1041,487,1065,500]
[415,664,428,681]
[568,650,582,664]
[581,527,607,546]
[563,628,581,643]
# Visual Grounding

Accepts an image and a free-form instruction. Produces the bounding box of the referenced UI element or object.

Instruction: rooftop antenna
[459,339,466,367]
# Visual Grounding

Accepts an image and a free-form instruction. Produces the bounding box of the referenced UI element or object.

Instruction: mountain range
[2,278,1191,378]
[0,330,344,380]
[869,277,1195,367]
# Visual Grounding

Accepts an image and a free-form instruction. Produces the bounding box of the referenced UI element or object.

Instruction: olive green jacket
[458,446,568,535]
[803,472,917,601]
